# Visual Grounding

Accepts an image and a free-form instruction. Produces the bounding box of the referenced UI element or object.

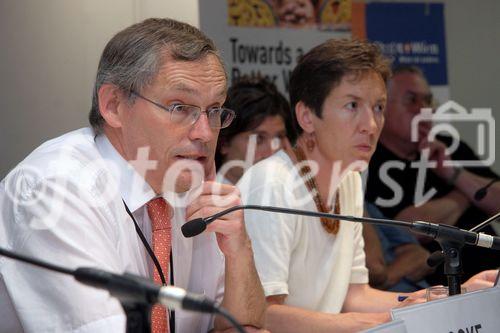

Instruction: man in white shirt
[0,18,265,333]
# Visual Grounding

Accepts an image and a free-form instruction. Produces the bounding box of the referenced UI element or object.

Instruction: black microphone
[181,204,411,237]
[74,267,217,313]
[474,178,499,201]
[0,246,217,313]
[426,212,500,268]
[0,247,248,333]
[181,205,500,251]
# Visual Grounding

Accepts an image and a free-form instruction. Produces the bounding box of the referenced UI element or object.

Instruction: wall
[0,0,499,177]
[444,0,498,168]
[0,0,199,177]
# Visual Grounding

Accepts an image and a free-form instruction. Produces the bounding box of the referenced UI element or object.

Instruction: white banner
[392,287,500,333]
[199,0,350,95]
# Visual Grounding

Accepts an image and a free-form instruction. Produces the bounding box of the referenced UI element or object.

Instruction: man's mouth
[175,155,208,163]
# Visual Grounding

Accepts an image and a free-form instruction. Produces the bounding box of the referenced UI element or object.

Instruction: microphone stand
[426,211,500,291]
[182,205,500,296]
[424,226,464,295]
[121,300,151,333]
[425,211,500,294]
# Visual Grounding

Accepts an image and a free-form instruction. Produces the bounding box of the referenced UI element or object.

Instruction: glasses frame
[129,90,236,129]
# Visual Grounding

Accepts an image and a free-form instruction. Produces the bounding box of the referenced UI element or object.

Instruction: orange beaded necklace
[293,146,340,235]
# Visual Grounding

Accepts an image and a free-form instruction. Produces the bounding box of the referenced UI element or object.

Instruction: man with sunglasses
[0,18,265,333]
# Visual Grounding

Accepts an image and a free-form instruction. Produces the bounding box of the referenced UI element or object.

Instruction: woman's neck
[293,138,339,209]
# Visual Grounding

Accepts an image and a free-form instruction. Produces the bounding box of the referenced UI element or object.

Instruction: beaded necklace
[293,146,340,235]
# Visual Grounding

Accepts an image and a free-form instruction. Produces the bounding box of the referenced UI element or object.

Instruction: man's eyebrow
[170,83,226,100]
[404,90,431,97]
[171,83,197,94]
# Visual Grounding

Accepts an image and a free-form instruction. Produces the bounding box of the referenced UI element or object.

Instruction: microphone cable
[474,178,499,201]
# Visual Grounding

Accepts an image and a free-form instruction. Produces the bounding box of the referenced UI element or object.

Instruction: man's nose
[189,113,215,142]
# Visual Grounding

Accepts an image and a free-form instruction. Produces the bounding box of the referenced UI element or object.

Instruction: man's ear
[98,84,127,128]
[295,101,315,134]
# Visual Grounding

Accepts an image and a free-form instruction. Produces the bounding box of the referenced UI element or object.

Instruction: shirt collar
[95,133,156,213]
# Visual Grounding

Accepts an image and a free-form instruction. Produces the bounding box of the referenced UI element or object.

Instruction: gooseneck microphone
[181,205,500,251]
[427,211,500,267]
[182,205,410,237]
[73,267,217,313]
[0,246,247,333]
[0,246,217,313]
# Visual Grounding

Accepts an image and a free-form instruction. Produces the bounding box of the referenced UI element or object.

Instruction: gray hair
[89,18,224,133]
[391,64,425,78]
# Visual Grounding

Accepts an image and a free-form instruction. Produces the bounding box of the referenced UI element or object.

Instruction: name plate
[391,287,500,333]
[362,319,407,333]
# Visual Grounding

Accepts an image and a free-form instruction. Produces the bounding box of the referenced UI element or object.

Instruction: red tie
[147,197,173,333]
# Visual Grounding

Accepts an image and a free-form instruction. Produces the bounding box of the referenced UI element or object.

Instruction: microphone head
[181,218,207,238]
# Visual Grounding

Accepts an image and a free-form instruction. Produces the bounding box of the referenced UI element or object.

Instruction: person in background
[363,203,433,292]
[237,39,497,333]
[216,78,295,184]
[0,18,266,333]
[365,65,499,284]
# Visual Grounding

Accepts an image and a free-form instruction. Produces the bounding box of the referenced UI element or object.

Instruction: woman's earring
[306,133,315,152]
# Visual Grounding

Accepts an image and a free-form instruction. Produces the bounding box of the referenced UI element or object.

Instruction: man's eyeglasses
[402,91,433,108]
[130,90,236,129]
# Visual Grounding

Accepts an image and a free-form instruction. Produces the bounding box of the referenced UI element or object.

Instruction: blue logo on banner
[365,3,448,86]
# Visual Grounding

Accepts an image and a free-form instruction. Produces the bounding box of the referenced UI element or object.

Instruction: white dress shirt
[0,128,225,333]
